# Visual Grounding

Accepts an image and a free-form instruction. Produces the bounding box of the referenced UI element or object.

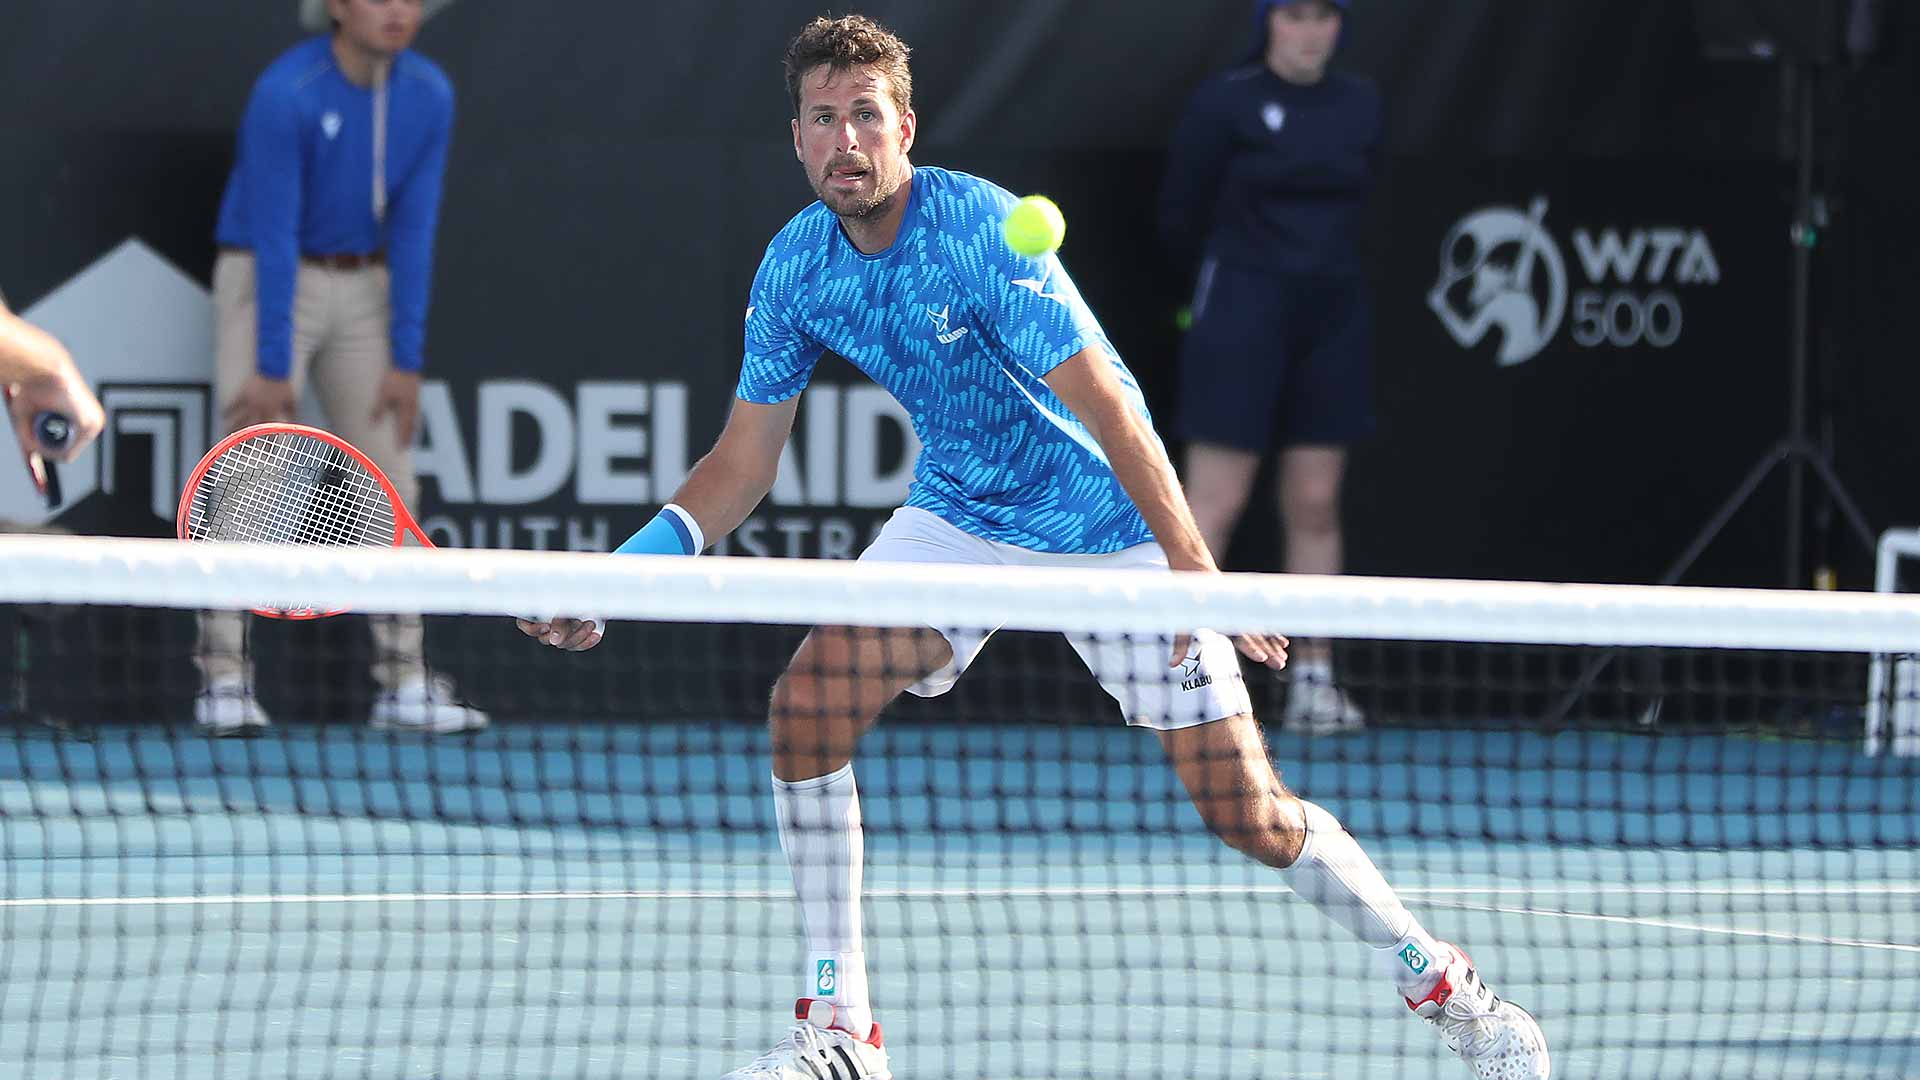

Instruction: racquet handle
[33,412,71,454]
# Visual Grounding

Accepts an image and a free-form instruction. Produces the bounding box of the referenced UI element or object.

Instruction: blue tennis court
[2,721,1915,1079]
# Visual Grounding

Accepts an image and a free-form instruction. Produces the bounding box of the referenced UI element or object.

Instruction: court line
[1416,897,1920,955]
[5,883,1912,952]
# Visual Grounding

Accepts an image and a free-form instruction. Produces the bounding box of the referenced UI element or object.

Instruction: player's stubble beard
[813,151,907,221]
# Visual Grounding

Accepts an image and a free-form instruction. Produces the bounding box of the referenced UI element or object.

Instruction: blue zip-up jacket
[1158,65,1380,279]
[215,37,454,377]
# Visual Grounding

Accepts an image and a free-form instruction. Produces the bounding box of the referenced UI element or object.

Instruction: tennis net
[0,535,1915,1079]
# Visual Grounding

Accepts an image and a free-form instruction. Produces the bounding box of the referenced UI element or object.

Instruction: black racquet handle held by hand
[33,412,71,454]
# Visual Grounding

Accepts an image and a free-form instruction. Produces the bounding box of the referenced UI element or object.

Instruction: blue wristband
[614,505,700,556]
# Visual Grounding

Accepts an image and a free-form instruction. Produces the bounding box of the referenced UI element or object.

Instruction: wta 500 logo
[1429,196,1721,366]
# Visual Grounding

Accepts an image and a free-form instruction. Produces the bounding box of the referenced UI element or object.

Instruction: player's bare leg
[1279,445,1365,733]
[724,626,951,1080]
[1159,714,1549,1078]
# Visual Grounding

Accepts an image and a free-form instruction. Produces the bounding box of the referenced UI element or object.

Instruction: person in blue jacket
[1160,0,1380,735]
[196,0,482,735]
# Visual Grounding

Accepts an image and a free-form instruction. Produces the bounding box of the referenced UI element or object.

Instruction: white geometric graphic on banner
[1,239,215,525]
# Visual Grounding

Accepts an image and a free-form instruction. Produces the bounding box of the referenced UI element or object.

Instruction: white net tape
[5,535,1920,653]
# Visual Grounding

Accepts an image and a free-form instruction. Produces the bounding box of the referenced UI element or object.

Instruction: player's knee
[1195,788,1307,867]
[768,668,822,727]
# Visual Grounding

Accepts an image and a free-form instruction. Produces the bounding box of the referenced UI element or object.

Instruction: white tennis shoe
[194,676,270,736]
[1282,676,1366,735]
[721,999,890,1080]
[368,674,488,734]
[1407,945,1551,1079]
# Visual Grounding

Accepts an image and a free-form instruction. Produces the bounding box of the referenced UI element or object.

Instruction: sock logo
[816,959,837,996]
[1399,943,1430,975]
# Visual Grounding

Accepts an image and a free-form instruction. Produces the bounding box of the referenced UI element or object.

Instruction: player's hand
[517,616,605,652]
[7,367,104,465]
[223,374,296,432]
[1232,631,1288,672]
[370,369,422,445]
[1169,630,1289,673]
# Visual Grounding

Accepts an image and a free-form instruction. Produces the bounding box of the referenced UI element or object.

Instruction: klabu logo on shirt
[1262,102,1286,133]
[925,304,969,345]
[321,112,343,140]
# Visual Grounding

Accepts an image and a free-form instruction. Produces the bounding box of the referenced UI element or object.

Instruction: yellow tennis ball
[1003,195,1066,257]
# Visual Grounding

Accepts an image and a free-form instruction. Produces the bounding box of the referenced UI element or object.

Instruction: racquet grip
[33,412,71,453]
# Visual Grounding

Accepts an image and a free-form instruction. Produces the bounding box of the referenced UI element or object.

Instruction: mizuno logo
[925,304,969,344]
[1012,278,1070,305]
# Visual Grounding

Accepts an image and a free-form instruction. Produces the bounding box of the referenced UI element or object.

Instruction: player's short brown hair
[783,15,913,118]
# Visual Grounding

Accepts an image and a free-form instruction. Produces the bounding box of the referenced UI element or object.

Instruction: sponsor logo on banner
[0,240,215,528]
[1430,196,1721,366]
[414,379,919,557]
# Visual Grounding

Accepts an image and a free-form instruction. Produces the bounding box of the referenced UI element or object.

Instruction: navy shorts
[1174,262,1376,452]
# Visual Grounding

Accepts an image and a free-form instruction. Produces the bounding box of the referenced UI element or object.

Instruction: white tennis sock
[1283,799,1448,996]
[773,764,873,1038]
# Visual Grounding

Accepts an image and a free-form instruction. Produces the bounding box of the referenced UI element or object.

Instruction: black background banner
[3,0,1916,590]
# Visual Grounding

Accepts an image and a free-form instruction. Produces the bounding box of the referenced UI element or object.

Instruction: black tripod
[1547,61,1877,726]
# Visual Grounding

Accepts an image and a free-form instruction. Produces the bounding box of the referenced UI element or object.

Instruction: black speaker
[1694,0,1885,64]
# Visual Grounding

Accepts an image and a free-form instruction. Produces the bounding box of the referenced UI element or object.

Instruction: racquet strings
[185,430,396,547]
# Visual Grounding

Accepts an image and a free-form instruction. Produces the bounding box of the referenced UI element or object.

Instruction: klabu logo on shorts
[1179,653,1212,693]
[815,959,837,996]
[1399,943,1430,975]
[925,304,969,345]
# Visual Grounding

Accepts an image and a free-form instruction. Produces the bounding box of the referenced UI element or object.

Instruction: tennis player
[522,15,1550,1080]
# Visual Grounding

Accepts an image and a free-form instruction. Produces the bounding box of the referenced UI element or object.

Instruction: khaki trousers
[197,250,425,691]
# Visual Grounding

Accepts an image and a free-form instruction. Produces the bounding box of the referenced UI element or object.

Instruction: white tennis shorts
[857,507,1253,731]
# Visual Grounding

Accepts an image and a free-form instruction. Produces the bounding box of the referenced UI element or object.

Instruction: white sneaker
[1407,945,1551,1080]
[1283,675,1366,735]
[721,999,890,1079]
[368,674,488,734]
[194,676,270,736]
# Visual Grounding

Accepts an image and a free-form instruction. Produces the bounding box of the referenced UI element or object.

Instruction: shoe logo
[1011,278,1071,305]
[1399,943,1430,976]
[1179,652,1212,693]
[815,958,837,996]
[925,304,970,344]
[321,111,343,140]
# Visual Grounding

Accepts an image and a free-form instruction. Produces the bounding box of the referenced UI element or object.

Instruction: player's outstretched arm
[0,305,105,464]
[519,395,800,652]
[1043,348,1288,672]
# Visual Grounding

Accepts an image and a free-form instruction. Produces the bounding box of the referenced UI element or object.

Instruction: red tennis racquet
[176,422,432,619]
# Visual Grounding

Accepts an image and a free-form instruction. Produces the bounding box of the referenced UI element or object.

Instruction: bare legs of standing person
[1182,441,1365,732]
